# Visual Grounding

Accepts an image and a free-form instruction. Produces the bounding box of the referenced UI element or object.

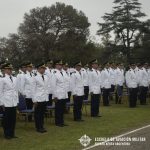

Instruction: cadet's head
[109,62,115,69]
[20,63,26,73]
[117,63,124,69]
[130,63,136,69]
[90,59,99,69]
[84,64,89,70]
[74,61,82,71]
[55,60,63,70]
[2,63,13,75]
[138,63,142,69]
[103,62,109,69]
[46,60,53,68]
[63,63,69,71]
[26,62,33,72]
[143,63,148,69]
[37,63,46,74]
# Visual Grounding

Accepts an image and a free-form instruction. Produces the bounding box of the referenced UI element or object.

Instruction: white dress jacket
[32,72,49,103]
[0,74,19,107]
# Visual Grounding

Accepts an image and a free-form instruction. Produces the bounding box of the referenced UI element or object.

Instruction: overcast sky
[0,0,150,42]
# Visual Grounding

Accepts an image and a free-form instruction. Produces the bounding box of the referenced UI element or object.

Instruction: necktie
[30,73,32,77]
[42,75,45,81]
[60,72,63,76]
[10,76,13,82]
[66,71,69,76]
[96,70,98,75]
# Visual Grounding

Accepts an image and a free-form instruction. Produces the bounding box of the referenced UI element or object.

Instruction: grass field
[0,98,150,150]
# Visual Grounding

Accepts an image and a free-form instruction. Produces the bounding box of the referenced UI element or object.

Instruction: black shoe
[97,115,102,117]
[36,129,46,133]
[56,124,64,127]
[41,128,47,132]
[5,136,12,139]
[78,119,84,122]
[63,124,69,126]
[12,136,18,138]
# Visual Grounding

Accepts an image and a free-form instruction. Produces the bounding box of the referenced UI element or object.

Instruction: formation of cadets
[0,59,150,139]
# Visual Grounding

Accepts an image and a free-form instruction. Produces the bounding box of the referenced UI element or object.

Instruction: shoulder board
[70,72,74,75]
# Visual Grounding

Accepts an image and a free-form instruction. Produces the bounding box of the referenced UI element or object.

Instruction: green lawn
[1,99,150,150]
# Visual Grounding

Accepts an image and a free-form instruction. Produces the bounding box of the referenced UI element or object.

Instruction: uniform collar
[5,74,12,78]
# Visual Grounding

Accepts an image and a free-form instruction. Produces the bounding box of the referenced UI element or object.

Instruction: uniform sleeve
[70,73,76,96]
[0,79,4,105]
[16,74,21,93]
[45,75,49,95]
[115,70,118,85]
[100,71,104,88]
[51,73,57,99]
[20,74,26,95]
[32,77,37,102]
[99,73,102,88]
[88,71,93,93]
[125,72,129,87]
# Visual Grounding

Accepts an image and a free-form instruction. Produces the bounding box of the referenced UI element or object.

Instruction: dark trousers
[73,96,83,121]
[65,92,72,112]
[84,86,89,100]
[66,92,71,103]
[25,98,33,121]
[139,86,148,105]
[47,94,53,106]
[91,94,100,117]
[129,88,138,108]
[109,85,115,101]
[34,102,46,130]
[2,107,16,137]
[115,86,123,104]
[55,99,66,125]
[110,85,115,93]
[103,88,110,106]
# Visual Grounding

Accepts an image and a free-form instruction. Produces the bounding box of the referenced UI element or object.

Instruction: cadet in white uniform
[45,60,54,106]
[115,63,125,104]
[82,64,89,101]
[138,63,149,105]
[101,63,111,106]
[125,63,138,108]
[71,61,84,121]
[62,62,72,103]
[16,63,26,94]
[52,60,68,127]
[109,62,116,93]
[21,62,34,121]
[89,59,102,117]
[0,61,5,121]
[148,64,150,86]
[32,63,49,133]
[0,63,19,139]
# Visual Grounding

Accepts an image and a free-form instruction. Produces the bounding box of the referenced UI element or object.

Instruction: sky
[0,0,150,42]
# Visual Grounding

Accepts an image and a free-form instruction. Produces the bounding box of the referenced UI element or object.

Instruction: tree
[18,2,90,62]
[133,19,150,62]
[97,0,146,62]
